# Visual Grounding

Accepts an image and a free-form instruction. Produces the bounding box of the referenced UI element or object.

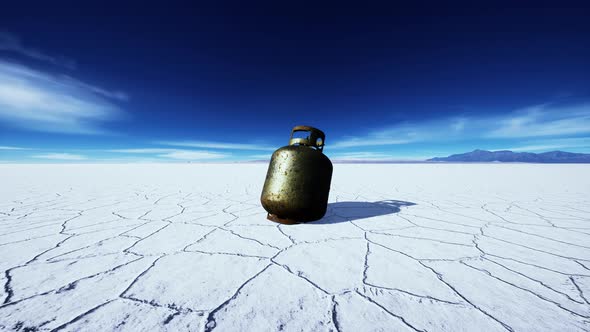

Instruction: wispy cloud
[247,153,273,160]
[0,32,76,69]
[159,140,275,151]
[158,150,227,160]
[507,145,567,152]
[499,137,590,152]
[450,118,467,132]
[331,103,590,149]
[60,76,128,101]
[330,119,458,149]
[0,60,126,134]
[330,151,428,161]
[32,153,86,160]
[331,137,414,149]
[109,148,228,161]
[331,152,394,160]
[486,104,590,138]
[108,148,178,154]
[0,146,29,150]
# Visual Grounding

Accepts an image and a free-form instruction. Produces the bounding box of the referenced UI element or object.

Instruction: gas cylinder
[260,125,333,224]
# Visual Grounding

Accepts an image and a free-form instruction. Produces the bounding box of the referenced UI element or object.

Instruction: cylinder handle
[288,125,326,151]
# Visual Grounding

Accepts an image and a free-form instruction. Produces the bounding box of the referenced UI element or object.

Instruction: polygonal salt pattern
[1,163,589,331]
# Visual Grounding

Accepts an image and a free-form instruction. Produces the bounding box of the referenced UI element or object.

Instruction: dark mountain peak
[428,150,590,163]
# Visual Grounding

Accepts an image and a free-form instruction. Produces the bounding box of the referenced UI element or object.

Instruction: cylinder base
[267,213,303,225]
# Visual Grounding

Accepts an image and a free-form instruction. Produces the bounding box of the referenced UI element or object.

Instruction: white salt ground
[0,163,589,331]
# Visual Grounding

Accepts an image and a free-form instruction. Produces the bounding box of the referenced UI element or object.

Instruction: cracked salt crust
[0,163,590,331]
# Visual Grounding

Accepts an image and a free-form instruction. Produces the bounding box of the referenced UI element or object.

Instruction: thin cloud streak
[247,153,272,160]
[0,60,126,134]
[508,145,581,152]
[109,147,228,160]
[331,103,590,149]
[486,104,590,138]
[32,153,87,160]
[331,152,393,160]
[63,76,128,101]
[0,32,76,69]
[158,150,228,160]
[159,140,275,151]
[499,137,590,152]
[331,138,414,149]
[108,148,179,154]
[331,121,448,149]
[330,151,428,161]
[0,146,29,150]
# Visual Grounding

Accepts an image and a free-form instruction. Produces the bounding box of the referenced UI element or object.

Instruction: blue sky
[1,2,589,162]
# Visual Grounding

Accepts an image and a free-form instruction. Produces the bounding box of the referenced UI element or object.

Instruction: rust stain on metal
[260,125,333,224]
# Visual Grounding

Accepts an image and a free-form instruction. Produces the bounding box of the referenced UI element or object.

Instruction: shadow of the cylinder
[311,200,416,225]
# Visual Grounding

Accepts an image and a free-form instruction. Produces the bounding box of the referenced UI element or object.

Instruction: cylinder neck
[288,125,326,151]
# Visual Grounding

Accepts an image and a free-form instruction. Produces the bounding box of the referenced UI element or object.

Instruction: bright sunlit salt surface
[1,164,589,331]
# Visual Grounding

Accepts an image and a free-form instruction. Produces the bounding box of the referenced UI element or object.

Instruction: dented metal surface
[261,126,333,224]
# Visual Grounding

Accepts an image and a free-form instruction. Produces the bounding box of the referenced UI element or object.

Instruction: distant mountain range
[428,150,590,163]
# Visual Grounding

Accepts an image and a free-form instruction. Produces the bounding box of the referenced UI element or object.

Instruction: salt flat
[1,164,589,331]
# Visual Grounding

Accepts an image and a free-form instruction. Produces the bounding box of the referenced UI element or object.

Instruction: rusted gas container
[260,125,333,224]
